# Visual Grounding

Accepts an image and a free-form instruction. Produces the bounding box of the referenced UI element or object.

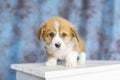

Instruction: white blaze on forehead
[55,21,59,32]
[54,20,60,40]
[49,20,65,50]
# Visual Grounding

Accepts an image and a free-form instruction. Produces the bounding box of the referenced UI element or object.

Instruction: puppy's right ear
[37,24,45,40]
[70,26,80,42]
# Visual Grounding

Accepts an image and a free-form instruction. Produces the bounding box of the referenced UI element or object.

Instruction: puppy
[37,17,86,67]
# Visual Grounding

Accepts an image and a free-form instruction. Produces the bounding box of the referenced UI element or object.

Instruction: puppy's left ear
[70,26,80,42]
[37,24,45,40]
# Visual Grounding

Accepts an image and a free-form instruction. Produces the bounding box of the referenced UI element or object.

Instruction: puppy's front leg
[65,51,78,67]
[45,56,57,66]
[78,52,86,64]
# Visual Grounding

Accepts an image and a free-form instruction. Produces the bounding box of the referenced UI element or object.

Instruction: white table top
[11,60,120,78]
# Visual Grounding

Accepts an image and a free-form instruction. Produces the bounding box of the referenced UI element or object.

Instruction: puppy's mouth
[47,43,65,51]
[54,48,61,51]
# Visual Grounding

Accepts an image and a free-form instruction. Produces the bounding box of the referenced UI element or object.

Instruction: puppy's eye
[62,32,67,37]
[49,32,54,37]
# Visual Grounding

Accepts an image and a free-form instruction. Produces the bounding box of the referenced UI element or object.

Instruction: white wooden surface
[11,61,120,80]
[17,71,44,80]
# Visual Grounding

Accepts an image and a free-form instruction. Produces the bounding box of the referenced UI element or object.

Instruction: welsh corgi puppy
[37,17,86,67]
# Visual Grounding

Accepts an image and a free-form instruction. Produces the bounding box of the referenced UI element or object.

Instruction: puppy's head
[37,17,79,51]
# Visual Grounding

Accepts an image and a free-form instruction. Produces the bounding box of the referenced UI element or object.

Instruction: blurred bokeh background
[0,0,120,80]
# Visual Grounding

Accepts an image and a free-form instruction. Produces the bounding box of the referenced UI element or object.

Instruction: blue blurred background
[0,0,120,80]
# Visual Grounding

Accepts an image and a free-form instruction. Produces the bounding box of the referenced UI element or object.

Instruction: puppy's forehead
[45,17,73,31]
[45,20,59,32]
[54,21,59,32]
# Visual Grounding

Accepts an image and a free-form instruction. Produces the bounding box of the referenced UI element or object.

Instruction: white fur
[55,21,59,32]
[46,44,79,67]
[45,57,57,66]
[54,41,75,60]
[78,52,86,64]
[65,51,78,67]
[50,21,65,50]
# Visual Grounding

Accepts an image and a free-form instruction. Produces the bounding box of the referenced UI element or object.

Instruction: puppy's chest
[53,47,73,60]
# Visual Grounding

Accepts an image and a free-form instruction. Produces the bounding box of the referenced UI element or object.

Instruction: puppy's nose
[55,43,61,48]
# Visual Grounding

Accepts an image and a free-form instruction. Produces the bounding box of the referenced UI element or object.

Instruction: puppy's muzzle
[55,42,61,48]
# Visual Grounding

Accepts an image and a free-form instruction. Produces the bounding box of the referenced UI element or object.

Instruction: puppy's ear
[37,24,45,40]
[70,26,80,42]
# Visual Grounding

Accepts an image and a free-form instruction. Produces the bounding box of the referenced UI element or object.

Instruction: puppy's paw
[65,62,77,67]
[78,52,86,65]
[45,59,57,66]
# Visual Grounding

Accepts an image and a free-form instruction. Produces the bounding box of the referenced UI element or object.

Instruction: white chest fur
[49,41,78,60]
[53,47,74,60]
